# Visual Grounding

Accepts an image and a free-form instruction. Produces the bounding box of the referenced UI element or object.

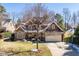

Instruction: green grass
[0,40,52,56]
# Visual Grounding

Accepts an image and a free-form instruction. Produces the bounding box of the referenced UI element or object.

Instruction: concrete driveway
[45,42,79,56]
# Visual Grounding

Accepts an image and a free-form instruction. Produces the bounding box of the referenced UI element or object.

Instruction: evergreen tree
[55,13,65,30]
[0,4,6,13]
[73,25,79,45]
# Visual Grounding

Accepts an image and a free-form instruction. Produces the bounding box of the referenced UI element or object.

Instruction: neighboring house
[14,19,64,42]
[2,20,15,33]
[0,13,10,38]
[0,13,9,33]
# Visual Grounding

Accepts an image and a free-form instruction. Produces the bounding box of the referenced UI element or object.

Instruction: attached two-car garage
[45,32,63,42]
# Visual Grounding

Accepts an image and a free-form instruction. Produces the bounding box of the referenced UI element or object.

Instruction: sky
[2,3,79,15]
[1,3,79,25]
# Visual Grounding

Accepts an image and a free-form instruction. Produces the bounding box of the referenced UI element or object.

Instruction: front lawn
[0,40,52,56]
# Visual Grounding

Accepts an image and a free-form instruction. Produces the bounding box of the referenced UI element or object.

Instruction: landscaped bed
[0,40,52,56]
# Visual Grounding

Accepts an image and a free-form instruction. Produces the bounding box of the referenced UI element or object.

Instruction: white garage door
[46,35,61,42]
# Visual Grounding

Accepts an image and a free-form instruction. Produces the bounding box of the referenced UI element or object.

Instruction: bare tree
[72,12,77,28]
[22,3,55,49]
[10,12,21,25]
[63,8,71,30]
[22,9,32,22]
[32,4,49,49]
[22,4,55,23]
[71,12,77,43]
[76,11,79,25]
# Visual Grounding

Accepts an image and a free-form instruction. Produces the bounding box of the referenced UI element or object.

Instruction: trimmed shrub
[3,32,12,38]
[64,36,72,43]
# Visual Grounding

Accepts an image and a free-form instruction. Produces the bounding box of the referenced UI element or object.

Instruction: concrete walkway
[45,42,79,56]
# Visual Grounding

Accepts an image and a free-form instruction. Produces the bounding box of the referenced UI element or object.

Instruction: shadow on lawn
[63,46,79,56]
[63,50,79,56]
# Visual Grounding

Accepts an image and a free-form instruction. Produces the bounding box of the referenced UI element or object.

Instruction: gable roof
[15,20,64,33]
[53,22,64,32]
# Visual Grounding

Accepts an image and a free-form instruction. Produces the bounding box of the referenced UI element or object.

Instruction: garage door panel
[46,35,61,41]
